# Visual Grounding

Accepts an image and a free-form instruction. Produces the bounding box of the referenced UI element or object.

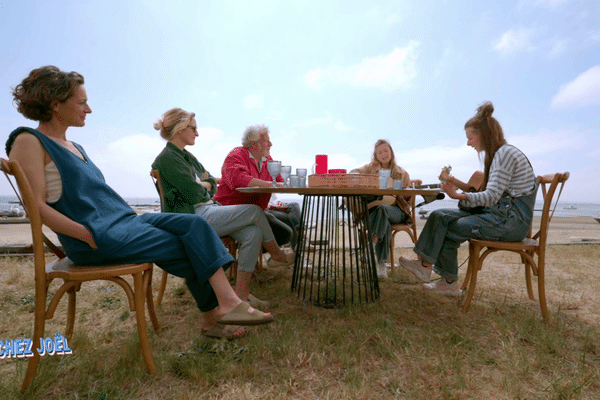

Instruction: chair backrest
[534,172,570,248]
[1,158,54,289]
[150,169,165,212]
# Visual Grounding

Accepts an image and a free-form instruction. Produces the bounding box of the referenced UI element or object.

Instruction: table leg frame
[291,194,380,307]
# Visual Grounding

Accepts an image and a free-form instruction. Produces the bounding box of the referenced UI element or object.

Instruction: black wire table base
[290,194,380,307]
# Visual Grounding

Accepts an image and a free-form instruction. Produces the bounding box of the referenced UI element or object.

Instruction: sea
[1,194,599,219]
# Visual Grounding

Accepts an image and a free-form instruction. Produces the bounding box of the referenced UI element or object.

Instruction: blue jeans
[414,190,536,281]
[195,203,274,273]
[368,204,408,263]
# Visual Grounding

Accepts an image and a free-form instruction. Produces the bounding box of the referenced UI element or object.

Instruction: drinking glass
[289,175,300,188]
[379,169,391,189]
[296,168,307,187]
[267,160,282,187]
[280,165,292,187]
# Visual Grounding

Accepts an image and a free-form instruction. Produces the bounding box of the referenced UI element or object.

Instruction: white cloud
[493,28,534,54]
[87,127,229,197]
[243,93,264,109]
[304,41,420,91]
[91,133,165,197]
[551,65,600,108]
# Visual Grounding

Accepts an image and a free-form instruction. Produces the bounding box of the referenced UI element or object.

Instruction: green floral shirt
[151,142,218,213]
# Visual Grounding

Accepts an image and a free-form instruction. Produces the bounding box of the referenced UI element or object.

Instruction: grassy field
[0,244,599,399]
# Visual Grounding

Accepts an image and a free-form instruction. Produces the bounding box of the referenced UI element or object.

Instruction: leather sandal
[218,302,274,326]
[246,294,270,311]
[202,323,248,340]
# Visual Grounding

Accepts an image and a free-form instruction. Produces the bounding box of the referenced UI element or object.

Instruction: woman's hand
[199,180,213,191]
[441,181,467,201]
[438,168,452,183]
[81,228,98,249]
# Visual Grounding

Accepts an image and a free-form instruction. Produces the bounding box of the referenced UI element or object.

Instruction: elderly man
[214,124,297,258]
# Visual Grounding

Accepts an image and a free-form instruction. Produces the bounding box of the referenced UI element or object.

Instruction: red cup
[315,154,328,174]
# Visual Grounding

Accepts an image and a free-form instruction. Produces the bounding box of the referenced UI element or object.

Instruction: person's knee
[247,204,263,216]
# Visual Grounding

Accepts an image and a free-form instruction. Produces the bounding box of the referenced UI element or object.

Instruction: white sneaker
[377,261,388,280]
[399,257,432,282]
[423,279,462,297]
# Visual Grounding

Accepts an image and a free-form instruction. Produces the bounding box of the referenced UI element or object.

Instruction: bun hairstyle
[12,65,85,122]
[464,101,507,189]
[154,108,195,140]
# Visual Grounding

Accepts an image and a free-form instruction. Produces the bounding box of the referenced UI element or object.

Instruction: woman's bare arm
[9,133,97,249]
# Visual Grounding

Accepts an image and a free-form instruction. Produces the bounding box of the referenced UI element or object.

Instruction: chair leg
[144,267,160,331]
[461,242,480,312]
[156,270,169,306]
[66,288,77,337]
[522,253,535,300]
[21,346,42,392]
[22,299,48,391]
[133,271,158,374]
[389,231,397,274]
[537,260,548,320]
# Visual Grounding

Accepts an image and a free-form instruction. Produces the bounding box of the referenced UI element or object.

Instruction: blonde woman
[351,139,413,279]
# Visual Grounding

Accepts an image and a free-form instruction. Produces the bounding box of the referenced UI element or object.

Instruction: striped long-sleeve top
[459,144,536,209]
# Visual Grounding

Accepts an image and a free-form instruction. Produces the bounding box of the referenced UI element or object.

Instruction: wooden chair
[389,180,421,273]
[1,158,160,391]
[461,172,570,320]
[150,169,242,306]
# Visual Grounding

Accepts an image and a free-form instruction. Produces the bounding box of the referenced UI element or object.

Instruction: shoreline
[1,215,599,249]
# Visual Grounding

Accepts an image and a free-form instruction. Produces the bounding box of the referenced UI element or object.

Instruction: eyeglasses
[188,125,198,132]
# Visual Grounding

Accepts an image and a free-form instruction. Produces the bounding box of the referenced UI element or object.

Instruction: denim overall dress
[414,175,538,282]
[6,127,234,312]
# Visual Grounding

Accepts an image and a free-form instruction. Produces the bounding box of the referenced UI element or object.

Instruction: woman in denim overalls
[399,102,537,296]
[8,66,273,340]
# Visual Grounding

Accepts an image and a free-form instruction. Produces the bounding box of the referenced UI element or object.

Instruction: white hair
[241,124,269,147]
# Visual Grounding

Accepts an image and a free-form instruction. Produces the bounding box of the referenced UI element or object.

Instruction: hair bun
[153,119,164,131]
[478,101,494,118]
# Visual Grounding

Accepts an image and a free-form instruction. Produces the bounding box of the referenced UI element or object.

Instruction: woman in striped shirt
[399,101,537,296]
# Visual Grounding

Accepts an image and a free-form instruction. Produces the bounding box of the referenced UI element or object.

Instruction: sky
[0,0,599,203]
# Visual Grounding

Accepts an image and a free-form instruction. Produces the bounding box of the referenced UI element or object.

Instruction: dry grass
[0,244,599,399]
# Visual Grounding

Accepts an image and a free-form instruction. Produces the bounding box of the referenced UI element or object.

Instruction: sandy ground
[0,215,599,247]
